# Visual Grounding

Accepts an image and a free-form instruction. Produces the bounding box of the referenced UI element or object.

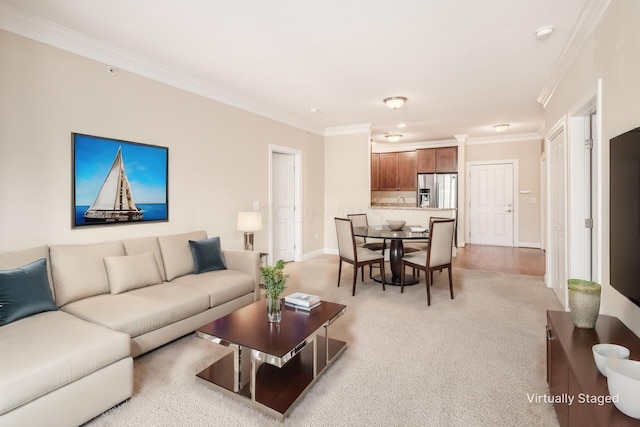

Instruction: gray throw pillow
[189,237,227,274]
[0,258,58,326]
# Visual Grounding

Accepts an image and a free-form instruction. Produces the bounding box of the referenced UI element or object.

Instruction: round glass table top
[352,225,429,240]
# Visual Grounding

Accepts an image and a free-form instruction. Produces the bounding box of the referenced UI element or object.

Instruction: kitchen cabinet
[371,153,380,190]
[546,310,640,426]
[398,151,417,190]
[379,153,398,190]
[417,147,458,173]
[373,151,416,191]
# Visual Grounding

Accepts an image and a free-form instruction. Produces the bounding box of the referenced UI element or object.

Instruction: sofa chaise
[0,230,260,427]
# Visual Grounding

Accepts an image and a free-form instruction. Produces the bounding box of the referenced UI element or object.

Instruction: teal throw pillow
[189,237,227,274]
[0,258,58,326]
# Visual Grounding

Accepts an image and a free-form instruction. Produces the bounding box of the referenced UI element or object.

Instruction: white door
[272,152,295,262]
[549,130,567,307]
[468,163,514,246]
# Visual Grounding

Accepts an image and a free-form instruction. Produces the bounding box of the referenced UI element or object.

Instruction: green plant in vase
[261,259,288,323]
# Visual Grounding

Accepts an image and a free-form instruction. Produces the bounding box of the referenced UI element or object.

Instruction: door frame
[544,117,568,305]
[465,159,519,247]
[268,144,302,264]
[566,80,601,284]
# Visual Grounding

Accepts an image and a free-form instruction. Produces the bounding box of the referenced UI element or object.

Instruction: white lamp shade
[237,211,263,232]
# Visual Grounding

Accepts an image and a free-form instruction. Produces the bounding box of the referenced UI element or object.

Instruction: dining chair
[400,218,455,305]
[335,217,386,296]
[406,216,450,271]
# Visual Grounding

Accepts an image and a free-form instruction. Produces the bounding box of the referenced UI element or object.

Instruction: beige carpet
[86,255,562,426]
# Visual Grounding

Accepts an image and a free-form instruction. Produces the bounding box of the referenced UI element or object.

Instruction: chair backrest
[335,217,357,262]
[347,213,368,244]
[347,213,368,227]
[427,218,455,268]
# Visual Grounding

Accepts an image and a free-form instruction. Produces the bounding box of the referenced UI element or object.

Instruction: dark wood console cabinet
[546,310,640,426]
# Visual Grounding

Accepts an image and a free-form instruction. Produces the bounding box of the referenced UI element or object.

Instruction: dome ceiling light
[383,96,407,110]
[535,26,554,39]
[385,133,403,142]
[493,124,510,133]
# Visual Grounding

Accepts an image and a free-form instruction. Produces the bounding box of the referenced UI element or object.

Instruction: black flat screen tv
[610,127,640,307]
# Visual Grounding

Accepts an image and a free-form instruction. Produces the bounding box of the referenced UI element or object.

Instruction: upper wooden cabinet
[379,153,398,190]
[417,147,458,173]
[372,151,417,191]
[398,151,417,190]
[371,153,380,190]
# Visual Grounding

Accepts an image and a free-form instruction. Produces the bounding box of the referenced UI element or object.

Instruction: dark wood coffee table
[196,299,347,420]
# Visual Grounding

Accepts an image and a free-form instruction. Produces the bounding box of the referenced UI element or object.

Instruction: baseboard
[518,242,541,249]
[301,249,326,261]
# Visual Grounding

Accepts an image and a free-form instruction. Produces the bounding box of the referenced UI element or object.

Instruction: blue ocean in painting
[75,204,168,226]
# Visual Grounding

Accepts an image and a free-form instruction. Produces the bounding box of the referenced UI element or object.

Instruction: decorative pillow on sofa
[189,237,227,274]
[104,251,163,294]
[0,258,58,326]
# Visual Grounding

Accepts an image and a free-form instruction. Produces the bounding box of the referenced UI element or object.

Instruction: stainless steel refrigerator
[417,173,458,208]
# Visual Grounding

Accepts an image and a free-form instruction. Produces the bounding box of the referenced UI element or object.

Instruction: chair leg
[380,261,386,291]
[448,265,454,299]
[361,266,365,282]
[400,262,405,293]
[352,266,358,296]
[425,268,431,306]
[337,259,342,287]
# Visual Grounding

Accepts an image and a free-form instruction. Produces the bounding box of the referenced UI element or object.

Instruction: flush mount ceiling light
[494,124,510,133]
[385,133,403,142]
[535,26,554,39]
[383,96,407,109]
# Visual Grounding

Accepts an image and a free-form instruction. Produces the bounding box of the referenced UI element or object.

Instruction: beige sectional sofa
[0,230,260,427]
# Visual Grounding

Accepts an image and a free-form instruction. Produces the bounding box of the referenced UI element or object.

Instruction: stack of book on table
[284,292,321,311]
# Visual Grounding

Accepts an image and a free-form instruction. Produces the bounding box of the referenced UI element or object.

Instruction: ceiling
[1,0,596,145]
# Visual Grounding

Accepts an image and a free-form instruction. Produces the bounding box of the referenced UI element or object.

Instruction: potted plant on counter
[261,259,288,323]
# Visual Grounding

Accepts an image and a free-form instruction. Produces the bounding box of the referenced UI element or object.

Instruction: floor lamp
[237,211,262,251]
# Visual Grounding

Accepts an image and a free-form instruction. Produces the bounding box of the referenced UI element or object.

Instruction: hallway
[453,244,545,277]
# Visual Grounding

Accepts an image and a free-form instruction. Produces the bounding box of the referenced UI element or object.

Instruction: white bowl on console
[606,357,640,419]
[387,220,406,231]
[592,344,630,376]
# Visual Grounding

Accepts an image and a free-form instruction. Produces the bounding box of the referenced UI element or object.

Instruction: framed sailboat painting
[72,133,169,227]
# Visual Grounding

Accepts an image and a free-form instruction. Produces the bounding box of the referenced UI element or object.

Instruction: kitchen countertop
[370,203,453,211]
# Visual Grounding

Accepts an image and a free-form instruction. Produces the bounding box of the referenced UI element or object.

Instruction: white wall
[323,132,371,249]
[544,0,640,335]
[0,30,325,257]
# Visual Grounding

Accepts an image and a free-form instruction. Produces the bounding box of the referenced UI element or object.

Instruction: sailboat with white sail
[84,146,143,222]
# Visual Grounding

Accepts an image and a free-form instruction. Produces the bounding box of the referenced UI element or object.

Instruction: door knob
[506,209,512,213]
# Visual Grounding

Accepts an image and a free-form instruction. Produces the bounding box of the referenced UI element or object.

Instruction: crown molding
[537,0,612,107]
[324,124,372,136]
[0,2,323,135]
[466,132,542,146]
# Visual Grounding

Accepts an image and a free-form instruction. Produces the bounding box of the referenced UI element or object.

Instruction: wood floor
[452,244,545,277]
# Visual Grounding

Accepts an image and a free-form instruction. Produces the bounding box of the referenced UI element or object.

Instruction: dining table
[352,225,429,286]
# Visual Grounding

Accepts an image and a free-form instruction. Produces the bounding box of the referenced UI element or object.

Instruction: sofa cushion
[171,269,255,307]
[0,310,130,415]
[104,251,163,294]
[50,241,125,307]
[122,236,167,282]
[158,231,207,281]
[189,237,227,274]
[0,258,58,326]
[62,283,209,338]
[0,245,54,297]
